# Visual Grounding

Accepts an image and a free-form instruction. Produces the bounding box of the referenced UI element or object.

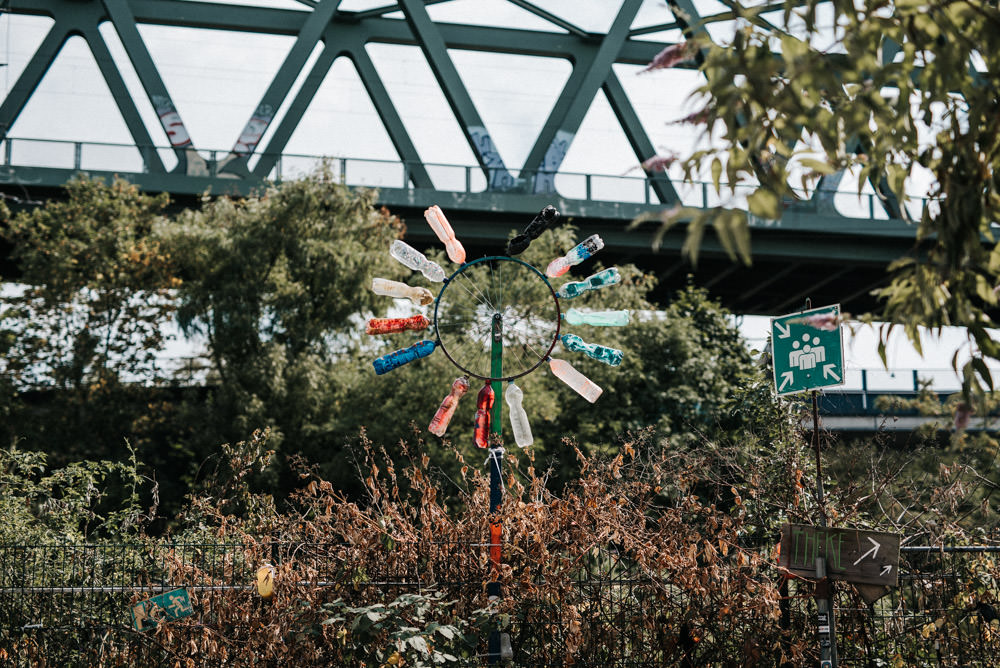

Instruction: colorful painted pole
[487,312,504,662]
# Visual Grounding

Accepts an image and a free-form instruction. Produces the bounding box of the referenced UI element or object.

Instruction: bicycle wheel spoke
[435,256,559,381]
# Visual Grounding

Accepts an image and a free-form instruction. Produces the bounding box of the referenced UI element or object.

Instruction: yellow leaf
[747,189,780,220]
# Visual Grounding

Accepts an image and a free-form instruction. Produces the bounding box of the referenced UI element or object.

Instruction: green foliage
[317,591,487,666]
[0,442,152,542]
[0,171,759,514]
[161,167,405,472]
[1,175,176,388]
[659,0,1000,398]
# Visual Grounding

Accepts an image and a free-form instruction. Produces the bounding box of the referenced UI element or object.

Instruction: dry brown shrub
[138,431,806,667]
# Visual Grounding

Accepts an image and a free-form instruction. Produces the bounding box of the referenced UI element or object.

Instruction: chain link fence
[3,542,1000,666]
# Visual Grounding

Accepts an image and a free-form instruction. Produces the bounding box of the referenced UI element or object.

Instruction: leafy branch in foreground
[642,0,1000,397]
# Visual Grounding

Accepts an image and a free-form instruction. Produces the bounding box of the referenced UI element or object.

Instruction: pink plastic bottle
[424,205,467,265]
[428,376,471,436]
[548,358,603,403]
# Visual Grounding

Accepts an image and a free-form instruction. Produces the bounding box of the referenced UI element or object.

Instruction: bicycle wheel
[433,256,561,381]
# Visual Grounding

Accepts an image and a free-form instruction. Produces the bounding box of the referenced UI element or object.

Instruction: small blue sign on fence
[130,588,193,631]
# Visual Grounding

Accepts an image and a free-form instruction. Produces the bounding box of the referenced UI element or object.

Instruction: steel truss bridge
[0,0,920,313]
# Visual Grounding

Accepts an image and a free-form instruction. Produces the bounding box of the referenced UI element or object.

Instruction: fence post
[861,369,868,411]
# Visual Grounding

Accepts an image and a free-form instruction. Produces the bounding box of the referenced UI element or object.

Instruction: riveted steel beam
[521,0,643,192]
[603,72,680,205]
[82,25,166,172]
[397,0,511,189]
[0,21,67,140]
[217,0,342,177]
[103,0,194,168]
[349,45,433,188]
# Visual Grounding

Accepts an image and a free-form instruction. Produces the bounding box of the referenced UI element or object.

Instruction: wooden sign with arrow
[779,524,900,587]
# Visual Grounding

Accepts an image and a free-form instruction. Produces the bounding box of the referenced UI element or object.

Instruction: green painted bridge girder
[2,1,912,224]
[0,0,927,315]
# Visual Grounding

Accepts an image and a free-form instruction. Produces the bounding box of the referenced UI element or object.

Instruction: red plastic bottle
[473,383,495,448]
[365,314,430,335]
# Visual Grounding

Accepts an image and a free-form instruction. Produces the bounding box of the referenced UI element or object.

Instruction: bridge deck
[1,137,920,314]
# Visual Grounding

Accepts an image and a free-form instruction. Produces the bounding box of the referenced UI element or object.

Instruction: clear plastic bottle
[562,308,630,327]
[428,376,470,436]
[505,381,533,448]
[545,234,604,277]
[561,333,624,367]
[371,277,434,306]
[556,268,621,299]
[424,205,467,265]
[548,357,603,403]
[372,340,436,375]
[390,240,446,282]
[473,383,495,448]
[366,314,430,335]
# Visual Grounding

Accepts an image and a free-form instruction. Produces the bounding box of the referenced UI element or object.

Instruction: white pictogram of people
[789,334,826,371]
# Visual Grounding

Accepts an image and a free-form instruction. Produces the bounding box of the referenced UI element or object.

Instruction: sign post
[772,302,847,666]
[771,304,845,396]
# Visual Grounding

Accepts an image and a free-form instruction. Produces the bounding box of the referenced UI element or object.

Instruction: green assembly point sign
[771,304,845,396]
[130,587,193,631]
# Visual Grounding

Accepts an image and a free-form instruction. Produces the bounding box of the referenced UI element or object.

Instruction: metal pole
[487,313,504,662]
[812,390,825,523]
[812,390,838,668]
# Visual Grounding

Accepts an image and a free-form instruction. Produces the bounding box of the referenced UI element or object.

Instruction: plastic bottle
[562,308,630,327]
[473,382,495,448]
[545,234,604,277]
[561,333,624,367]
[390,240,446,282]
[505,382,533,448]
[556,268,621,300]
[506,205,560,256]
[548,357,603,403]
[371,277,434,306]
[428,376,470,436]
[372,340,436,375]
[366,314,430,335]
[424,205,467,265]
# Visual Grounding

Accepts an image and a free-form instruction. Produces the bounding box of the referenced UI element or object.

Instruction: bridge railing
[1,136,929,219]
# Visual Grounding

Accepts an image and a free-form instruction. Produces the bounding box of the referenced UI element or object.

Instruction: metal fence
[3,542,1000,666]
[2,136,931,218]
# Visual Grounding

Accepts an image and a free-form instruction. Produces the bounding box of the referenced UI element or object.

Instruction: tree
[657,0,1000,397]
[161,166,406,493]
[1,176,177,390]
[0,170,761,508]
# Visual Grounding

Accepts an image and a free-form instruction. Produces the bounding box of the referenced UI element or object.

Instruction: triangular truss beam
[1,0,920,219]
